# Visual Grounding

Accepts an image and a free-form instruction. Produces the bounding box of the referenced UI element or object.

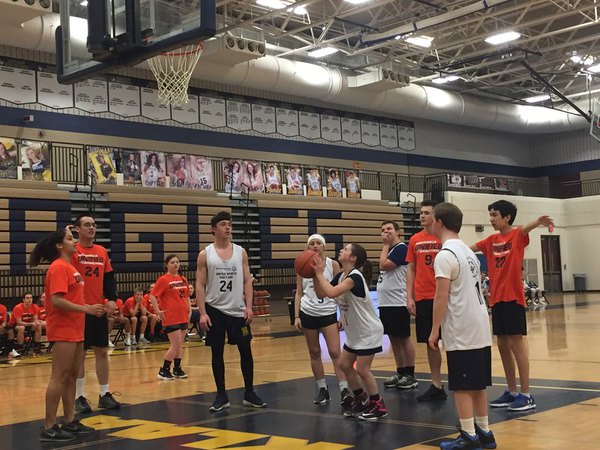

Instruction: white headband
[307,234,326,245]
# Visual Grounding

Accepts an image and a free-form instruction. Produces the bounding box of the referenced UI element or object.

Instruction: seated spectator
[142,284,159,342]
[37,293,47,331]
[106,298,130,348]
[187,284,204,341]
[11,292,42,354]
[0,301,19,358]
[123,288,150,346]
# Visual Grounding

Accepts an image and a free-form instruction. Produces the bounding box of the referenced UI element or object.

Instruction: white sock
[316,378,327,390]
[126,332,131,337]
[459,418,476,436]
[76,378,85,398]
[339,381,349,391]
[100,384,109,396]
[521,392,531,398]
[475,416,490,432]
[510,391,518,396]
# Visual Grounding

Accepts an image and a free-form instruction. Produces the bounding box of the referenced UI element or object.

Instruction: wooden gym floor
[1,292,599,449]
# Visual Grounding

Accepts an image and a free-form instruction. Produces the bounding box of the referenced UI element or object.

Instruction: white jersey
[307,174,320,191]
[334,269,383,351]
[330,178,342,192]
[205,243,246,317]
[144,165,160,187]
[347,178,358,193]
[376,242,408,307]
[434,239,492,351]
[267,173,279,185]
[301,257,337,316]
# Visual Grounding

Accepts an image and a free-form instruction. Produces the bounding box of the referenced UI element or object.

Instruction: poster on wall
[495,178,509,191]
[0,137,18,179]
[285,165,304,195]
[20,140,52,182]
[463,175,480,189]
[306,168,322,196]
[122,150,142,185]
[168,154,192,188]
[222,159,243,194]
[88,146,118,184]
[447,174,463,188]
[326,168,343,197]
[189,156,213,191]
[263,163,282,194]
[345,170,361,198]
[140,151,166,187]
[242,160,265,193]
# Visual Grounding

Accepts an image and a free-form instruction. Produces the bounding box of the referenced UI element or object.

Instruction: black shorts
[491,301,527,336]
[163,322,188,334]
[379,306,411,337]
[343,343,382,356]
[84,314,109,349]
[447,346,492,391]
[205,304,252,346]
[299,311,337,330]
[415,299,441,343]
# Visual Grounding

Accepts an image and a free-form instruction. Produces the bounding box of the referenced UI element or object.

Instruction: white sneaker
[131,336,137,346]
[138,336,150,344]
[124,336,132,346]
[107,340,115,348]
[9,349,20,358]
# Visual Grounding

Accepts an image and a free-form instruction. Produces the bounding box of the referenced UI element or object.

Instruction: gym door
[541,235,562,293]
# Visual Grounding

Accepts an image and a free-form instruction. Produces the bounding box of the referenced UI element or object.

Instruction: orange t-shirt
[105,298,124,316]
[122,297,142,317]
[71,243,113,305]
[151,274,189,327]
[44,258,86,342]
[38,306,47,321]
[476,226,529,307]
[406,230,442,301]
[11,303,40,324]
[142,294,156,314]
[0,304,7,325]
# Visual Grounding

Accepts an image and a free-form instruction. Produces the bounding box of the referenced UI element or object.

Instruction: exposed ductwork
[0,13,590,134]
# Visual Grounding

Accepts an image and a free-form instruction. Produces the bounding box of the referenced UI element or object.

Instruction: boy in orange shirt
[12,292,43,354]
[123,288,150,346]
[106,298,129,348]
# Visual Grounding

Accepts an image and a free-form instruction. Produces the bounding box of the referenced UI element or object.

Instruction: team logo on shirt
[76,254,105,264]
[74,271,84,284]
[467,257,479,278]
[492,241,512,255]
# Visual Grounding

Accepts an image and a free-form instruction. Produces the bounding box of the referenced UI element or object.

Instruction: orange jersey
[476,226,529,307]
[38,307,47,321]
[44,258,86,342]
[406,230,442,301]
[151,274,189,327]
[11,303,40,324]
[71,243,113,305]
[142,294,156,314]
[123,297,143,317]
[0,304,7,325]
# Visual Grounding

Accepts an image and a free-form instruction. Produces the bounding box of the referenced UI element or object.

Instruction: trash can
[573,273,586,292]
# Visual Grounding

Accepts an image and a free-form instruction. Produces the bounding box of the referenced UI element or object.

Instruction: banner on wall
[123,149,142,185]
[306,168,322,196]
[242,160,265,193]
[189,155,213,190]
[345,170,361,199]
[0,137,18,179]
[447,173,509,192]
[263,163,282,194]
[168,153,192,188]
[20,140,52,182]
[326,168,343,197]
[285,165,304,195]
[88,147,118,184]
[222,159,243,193]
[140,151,166,187]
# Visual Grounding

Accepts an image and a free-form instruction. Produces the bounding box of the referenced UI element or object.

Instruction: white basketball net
[147,43,203,106]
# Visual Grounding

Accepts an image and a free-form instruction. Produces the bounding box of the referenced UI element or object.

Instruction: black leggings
[211,340,254,394]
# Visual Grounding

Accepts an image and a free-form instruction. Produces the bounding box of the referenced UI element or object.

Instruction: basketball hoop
[147,43,204,106]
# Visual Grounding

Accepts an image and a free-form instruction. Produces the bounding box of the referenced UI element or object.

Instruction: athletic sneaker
[107,340,115,348]
[61,419,96,434]
[383,373,402,388]
[243,391,267,408]
[417,384,447,402]
[124,335,132,346]
[396,375,419,390]
[489,389,517,408]
[475,424,497,449]
[440,430,482,450]
[173,367,188,379]
[359,398,388,421]
[340,388,353,408]
[157,368,175,381]
[98,392,121,409]
[209,393,230,412]
[138,336,151,345]
[507,393,536,412]
[75,396,92,414]
[9,349,20,358]
[40,424,76,442]
[343,392,368,418]
[314,387,330,405]
[131,336,137,346]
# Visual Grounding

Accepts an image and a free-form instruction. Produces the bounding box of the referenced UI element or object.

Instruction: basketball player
[293,234,350,405]
[429,202,496,450]
[72,215,121,413]
[378,221,417,390]
[471,200,553,412]
[406,200,447,402]
[196,211,266,411]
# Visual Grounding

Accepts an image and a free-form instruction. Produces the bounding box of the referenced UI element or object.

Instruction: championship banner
[285,165,304,195]
[345,170,361,199]
[0,137,18,179]
[20,140,52,182]
[189,155,213,191]
[123,149,142,185]
[306,168,322,196]
[264,163,282,194]
[223,159,243,194]
[326,168,343,197]
[140,151,166,187]
[242,160,265,193]
[88,146,118,184]
[168,153,191,188]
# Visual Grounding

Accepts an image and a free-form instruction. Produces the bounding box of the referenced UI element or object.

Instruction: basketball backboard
[56,0,216,84]
[592,97,600,143]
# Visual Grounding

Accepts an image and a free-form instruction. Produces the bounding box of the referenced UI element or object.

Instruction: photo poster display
[306,168,322,196]
[263,163,282,194]
[242,160,265,193]
[222,159,243,194]
[326,168,343,198]
[345,170,361,199]
[140,151,167,187]
[168,153,192,188]
[285,164,304,195]
[88,146,118,184]
[20,140,52,182]
[188,155,214,191]
[122,149,142,185]
[447,173,509,191]
[0,137,18,179]
[447,173,463,188]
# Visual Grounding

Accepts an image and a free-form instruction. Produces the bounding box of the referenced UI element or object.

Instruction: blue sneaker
[440,430,482,449]
[489,389,517,408]
[508,393,536,411]
[475,424,497,449]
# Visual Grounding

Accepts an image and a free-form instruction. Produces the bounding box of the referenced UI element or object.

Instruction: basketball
[294,250,317,278]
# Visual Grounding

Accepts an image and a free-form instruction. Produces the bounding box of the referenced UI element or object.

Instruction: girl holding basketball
[313,243,386,420]
[294,234,350,405]
[150,254,191,380]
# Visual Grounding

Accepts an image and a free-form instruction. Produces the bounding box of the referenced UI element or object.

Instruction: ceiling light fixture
[588,63,600,73]
[308,47,339,58]
[256,0,286,9]
[431,75,459,84]
[484,31,521,45]
[524,94,550,103]
[571,54,595,66]
[344,0,370,4]
[405,36,433,48]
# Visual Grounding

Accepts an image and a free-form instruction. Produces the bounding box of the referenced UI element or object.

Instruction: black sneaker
[416,384,448,402]
[313,387,330,405]
[209,393,230,412]
[173,367,188,379]
[61,419,96,434]
[340,388,353,408]
[158,368,175,381]
[475,424,498,449]
[243,391,267,408]
[98,392,121,409]
[40,424,76,442]
[343,392,368,418]
[75,395,92,414]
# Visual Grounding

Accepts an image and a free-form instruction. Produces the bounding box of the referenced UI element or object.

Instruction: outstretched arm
[521,215,554,236]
